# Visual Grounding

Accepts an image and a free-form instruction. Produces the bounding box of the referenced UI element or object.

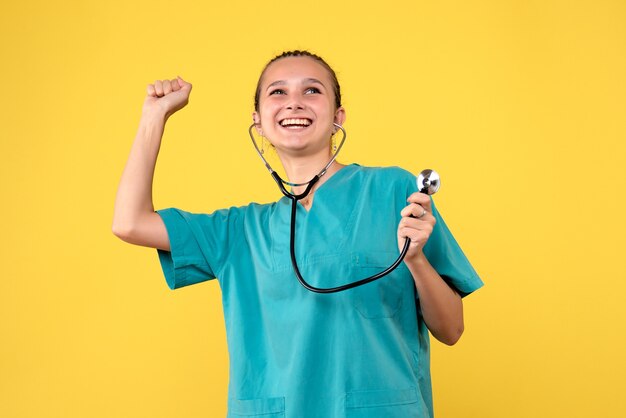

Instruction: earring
[332,136,337,153]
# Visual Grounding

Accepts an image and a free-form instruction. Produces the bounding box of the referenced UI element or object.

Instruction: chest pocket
[228,396,285,417]
[352,252,411,319]
[346,387,424,418]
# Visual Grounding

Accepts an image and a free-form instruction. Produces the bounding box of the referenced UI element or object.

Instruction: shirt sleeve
[424,199,484,297]
[154,207,241,290]
[398,168,484,298]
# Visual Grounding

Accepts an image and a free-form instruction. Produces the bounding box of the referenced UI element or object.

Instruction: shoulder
[350,163,417,190]
[351,163,415,179]
[223,201,278,222]
[163,200,277,224]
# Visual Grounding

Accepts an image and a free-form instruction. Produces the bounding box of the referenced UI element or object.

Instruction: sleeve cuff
[155,208,213,290]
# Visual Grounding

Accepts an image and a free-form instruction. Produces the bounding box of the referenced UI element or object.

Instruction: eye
[305,87,321,94]
[269,89,286,95]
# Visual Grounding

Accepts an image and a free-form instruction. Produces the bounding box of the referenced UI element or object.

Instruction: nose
[286,95,305,110]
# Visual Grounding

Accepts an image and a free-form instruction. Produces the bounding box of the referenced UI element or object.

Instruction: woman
[112,50,483,418]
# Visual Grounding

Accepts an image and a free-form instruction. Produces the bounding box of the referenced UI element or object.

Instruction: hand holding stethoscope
[398,189,436,263]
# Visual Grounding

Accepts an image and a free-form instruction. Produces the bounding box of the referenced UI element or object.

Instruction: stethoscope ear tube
[249,122,346,187]
[272,171,320,200]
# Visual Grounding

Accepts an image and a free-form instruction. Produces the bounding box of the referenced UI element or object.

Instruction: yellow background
[1,0,625,417]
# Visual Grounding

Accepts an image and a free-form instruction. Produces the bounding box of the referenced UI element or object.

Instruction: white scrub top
[155,163,483,418]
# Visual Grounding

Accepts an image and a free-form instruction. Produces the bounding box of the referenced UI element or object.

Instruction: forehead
[261,56,332,87]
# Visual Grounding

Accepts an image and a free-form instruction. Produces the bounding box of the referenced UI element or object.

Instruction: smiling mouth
[279,118,313,129]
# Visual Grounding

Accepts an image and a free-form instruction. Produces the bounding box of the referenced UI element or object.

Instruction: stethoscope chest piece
[417,169,441,195]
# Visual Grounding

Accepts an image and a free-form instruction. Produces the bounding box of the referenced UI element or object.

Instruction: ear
[252,111,263,136]
[333,107,346,130]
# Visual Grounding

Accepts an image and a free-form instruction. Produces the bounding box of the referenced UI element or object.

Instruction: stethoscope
[248,122,441,293]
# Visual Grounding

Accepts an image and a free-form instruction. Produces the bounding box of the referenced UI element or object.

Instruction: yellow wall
[1,0,625,417]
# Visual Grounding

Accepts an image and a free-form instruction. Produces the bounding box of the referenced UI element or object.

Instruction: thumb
[177,75,192,90]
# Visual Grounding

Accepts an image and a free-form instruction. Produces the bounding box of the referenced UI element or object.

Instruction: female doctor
[112,50,483,418]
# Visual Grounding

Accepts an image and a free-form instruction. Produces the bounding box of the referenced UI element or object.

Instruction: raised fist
[143,76,192,120]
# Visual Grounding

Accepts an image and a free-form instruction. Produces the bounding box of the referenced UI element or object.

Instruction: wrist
[404,251,429,271]
[141,108,168,124]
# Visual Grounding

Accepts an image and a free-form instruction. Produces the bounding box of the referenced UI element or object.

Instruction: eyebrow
[266,78,325,91]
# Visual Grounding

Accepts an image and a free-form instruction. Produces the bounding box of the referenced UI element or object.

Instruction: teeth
[280,118,312,127]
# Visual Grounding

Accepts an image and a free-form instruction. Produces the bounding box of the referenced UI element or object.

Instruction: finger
[154,80,164,96]
[401,204,422,218]
[407,193,432,211]
[399,217,434,234]
[400,202,427,218]
[171,77,181,91]
[177,75,192,91]
[398,227,429,247]
[399,220,433,238]
[147,83,156,97]
[164,79,174,95]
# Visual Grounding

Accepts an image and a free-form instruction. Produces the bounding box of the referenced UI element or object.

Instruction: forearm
[406,254,464,345]
[112,111,167,234]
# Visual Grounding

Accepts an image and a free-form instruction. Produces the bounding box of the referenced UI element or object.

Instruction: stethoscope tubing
[287,193,413,293]
[249,122,414,293]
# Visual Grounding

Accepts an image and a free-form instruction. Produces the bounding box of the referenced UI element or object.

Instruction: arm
[111,111,170,250]
[398,193,464,345]
[112,76,192,251]
[405,255,464,346]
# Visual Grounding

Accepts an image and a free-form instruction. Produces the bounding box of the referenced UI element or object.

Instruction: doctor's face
[253,56,345,156]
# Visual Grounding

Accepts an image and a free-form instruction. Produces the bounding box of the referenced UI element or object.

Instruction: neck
[277,150,345,196]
